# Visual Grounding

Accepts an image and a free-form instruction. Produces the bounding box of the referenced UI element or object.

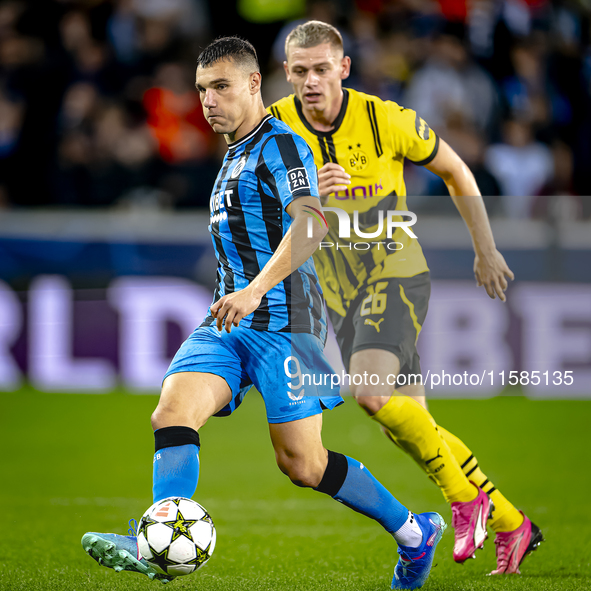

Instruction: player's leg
[151,371,233,502]
[244,325,445,588]
[343,274,494,562]
[81,371,229,583]
[389,371,543,573]
[345,273,542,570]
[435,425,544,573]
[82,372,230,582]
[269,414,446,589]
[149,326,245,504]
[82,326,243,582]
[429,425,520,532]
[396,385,530,532]
[350,348,479,506]
[269,414,420,543]
[343,276,474,502]
[396,366,544,570]
[370,348,543,572]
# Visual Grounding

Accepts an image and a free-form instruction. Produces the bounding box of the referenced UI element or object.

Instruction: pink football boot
[451,483,493,563]
[490,512,544,574]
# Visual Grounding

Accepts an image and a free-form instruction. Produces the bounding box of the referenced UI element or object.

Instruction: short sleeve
[256,133,319,210]
[387,103,439,165]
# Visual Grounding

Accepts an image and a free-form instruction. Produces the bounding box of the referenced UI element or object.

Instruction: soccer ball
[137,497,216,577]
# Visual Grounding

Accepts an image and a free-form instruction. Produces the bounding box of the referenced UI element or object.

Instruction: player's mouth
[303,92,322,103]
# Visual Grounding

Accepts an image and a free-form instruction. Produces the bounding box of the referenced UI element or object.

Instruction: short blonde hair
[285,20,343,58]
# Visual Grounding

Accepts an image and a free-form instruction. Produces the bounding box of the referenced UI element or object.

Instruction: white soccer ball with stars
[137,497,216,577]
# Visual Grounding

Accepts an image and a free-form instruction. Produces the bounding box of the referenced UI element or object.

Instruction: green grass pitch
[2,388,590,590]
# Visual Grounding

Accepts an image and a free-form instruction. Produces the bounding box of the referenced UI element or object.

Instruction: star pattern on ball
[148,544,175,571]
[185,545,210,567]
[161,507,198,543]
[139,515,158,532]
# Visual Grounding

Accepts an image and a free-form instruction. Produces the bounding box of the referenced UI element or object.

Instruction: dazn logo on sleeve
[287,167,310,194]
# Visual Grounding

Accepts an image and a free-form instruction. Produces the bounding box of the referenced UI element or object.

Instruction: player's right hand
[318,163,351,202]
[210,286,262,333]
[474,249,515,302]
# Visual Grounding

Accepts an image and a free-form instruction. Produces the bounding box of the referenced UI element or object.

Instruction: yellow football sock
[438,426,524,533]
[371,395,477,504]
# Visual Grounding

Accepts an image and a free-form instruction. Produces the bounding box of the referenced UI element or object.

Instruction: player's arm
[211,195,327,332]
[250,194,328,293]
[424,139,514,301]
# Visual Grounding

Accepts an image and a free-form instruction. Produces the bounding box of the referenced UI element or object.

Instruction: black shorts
[328,272,430,379]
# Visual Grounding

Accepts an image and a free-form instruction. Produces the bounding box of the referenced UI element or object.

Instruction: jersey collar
[227,114,272,150]
[294,88,349,138]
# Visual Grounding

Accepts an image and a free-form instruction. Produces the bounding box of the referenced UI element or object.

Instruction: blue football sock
[316,452,409,535]
[152,443,200,503]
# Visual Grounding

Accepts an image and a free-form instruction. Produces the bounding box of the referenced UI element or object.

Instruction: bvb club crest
[348,143,368,171]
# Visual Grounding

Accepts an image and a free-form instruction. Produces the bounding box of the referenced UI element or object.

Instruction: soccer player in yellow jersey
[269,20,543,575]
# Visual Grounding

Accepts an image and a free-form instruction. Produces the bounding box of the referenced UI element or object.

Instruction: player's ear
[283,61,291,82]
[341,56,351,80]
[249,72,262,94]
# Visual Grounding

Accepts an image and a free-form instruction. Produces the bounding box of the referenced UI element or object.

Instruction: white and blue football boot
[82,519,175,584]
[392,512,447,590]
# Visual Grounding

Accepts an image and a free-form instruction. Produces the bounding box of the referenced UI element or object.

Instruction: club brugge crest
[287,167,310,194]
[231,155,247,179]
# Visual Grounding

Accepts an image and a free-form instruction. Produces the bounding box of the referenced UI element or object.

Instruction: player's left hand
[210,287,262,332]
[474,249,515,302]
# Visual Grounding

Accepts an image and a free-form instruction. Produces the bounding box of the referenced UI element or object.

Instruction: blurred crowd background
[0,0,590,219]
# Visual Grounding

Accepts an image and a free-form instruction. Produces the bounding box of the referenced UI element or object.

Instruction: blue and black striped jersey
[201,114,326,339]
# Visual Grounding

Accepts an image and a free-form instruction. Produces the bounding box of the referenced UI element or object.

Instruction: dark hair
[197,36,260,72]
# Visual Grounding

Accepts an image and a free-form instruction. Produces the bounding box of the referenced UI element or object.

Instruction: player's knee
[351,379,391,399]
[151,404,173,430]
[151,401,198,431]
[275,454,324,488]
[151,390,213,430]
[353,392,390,415]
[412,395,427,410]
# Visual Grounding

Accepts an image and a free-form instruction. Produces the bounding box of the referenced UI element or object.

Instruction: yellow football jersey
[268,88,438,316]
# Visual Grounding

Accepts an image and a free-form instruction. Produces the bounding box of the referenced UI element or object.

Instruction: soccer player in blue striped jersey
[201,114,327,336]
[81,37,445,589]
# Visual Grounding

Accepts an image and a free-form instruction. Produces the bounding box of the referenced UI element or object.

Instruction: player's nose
[304,70,319,86]
[203,89,216,108]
